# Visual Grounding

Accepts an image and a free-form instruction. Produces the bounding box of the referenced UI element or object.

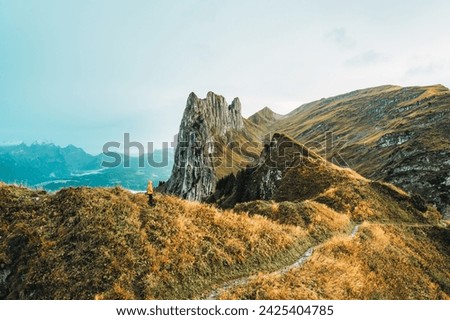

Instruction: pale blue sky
[1,0,449,154]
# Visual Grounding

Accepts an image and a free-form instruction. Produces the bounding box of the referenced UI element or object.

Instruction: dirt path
[205,224,361,299]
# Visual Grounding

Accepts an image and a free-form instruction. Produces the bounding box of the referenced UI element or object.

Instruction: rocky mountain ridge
[163,85,450,218]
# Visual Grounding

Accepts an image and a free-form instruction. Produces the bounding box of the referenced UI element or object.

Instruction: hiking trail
[205,224,361,299]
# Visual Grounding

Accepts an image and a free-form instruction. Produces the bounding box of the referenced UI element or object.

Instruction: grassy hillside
[218,223,450,299]
[0,178,447,300]
[0,183,313,299]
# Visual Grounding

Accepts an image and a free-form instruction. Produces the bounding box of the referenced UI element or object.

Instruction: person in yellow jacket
[146,180,155,206]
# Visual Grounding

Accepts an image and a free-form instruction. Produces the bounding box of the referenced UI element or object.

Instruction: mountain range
[0,143,173,191]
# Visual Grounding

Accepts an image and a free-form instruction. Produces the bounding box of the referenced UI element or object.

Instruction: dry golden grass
[311,179,441,223]
[234,199,351,240]
[0,184,307,299]
[219,222,450,299]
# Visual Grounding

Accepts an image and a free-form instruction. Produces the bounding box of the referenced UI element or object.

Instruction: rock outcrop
[161,92,251,200]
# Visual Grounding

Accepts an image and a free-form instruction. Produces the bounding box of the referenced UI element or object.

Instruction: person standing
[147,180,155,206]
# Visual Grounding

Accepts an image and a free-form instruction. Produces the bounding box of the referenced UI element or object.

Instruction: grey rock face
[378,132,414,147]
[0,268,11,284]
[381,149,450,219]
[162,92,244,201]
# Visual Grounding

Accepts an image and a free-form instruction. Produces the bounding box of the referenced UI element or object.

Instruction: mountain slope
[0,143,99,185]
[1,175,446,300]
[247,106,282,132]
[210,133,440,224]
[272,84,450,217]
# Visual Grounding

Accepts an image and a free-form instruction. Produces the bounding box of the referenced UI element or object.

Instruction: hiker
[147,180,155,206]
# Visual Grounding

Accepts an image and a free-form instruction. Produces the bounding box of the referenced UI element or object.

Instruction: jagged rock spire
[162,92,244,200]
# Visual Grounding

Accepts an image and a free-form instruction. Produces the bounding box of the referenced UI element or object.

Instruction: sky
[1,0,449,154]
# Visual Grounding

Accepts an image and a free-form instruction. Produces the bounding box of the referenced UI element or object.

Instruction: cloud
[325,27,356,49]
[345,50,387,67]
[405,63,440,76]
[0,140,23,146]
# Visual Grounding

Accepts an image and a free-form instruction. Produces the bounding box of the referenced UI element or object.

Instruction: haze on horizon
[1,0,449,154]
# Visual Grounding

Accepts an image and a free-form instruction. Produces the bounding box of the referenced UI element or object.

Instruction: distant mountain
[0,143,173,191]
[247,106,283,132]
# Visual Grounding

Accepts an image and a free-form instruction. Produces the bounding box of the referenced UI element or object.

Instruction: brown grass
[0,184,306,299]
[234,200,351,240]
[218,222,450,299]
